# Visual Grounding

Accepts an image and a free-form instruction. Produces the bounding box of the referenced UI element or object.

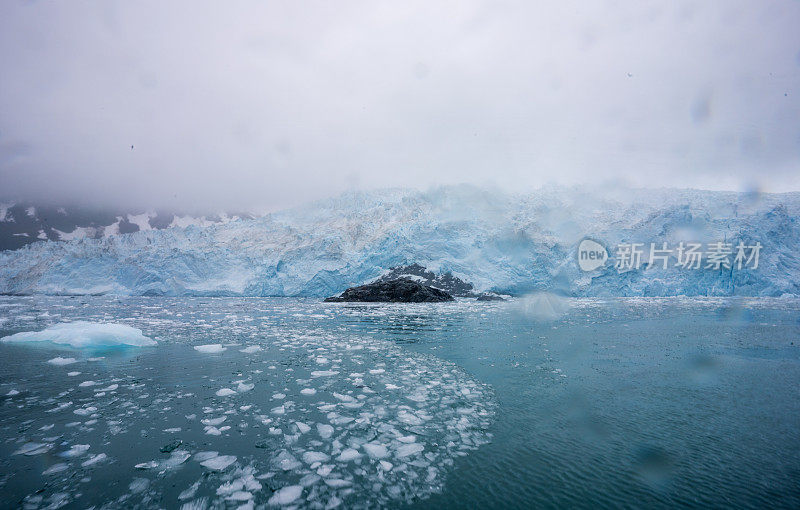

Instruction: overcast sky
[1,0,799,211]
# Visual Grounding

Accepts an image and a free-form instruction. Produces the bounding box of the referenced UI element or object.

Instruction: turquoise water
[1,296,799,508]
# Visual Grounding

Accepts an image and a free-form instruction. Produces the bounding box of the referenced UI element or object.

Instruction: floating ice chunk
[385,384,400,390]
[47,357,77,366]
[295,422,311,434]
[164,427,182,433]
[2,322,155,348]
[268,485,302,506]
[299,473,321,486]
[362,443,389,459]
[14,442,53,456]
[274,450,302,471]
[6,389,19,396]
[317,424,334,439]
[240,345,261,354]
[42,463,69,475]
[200,454,236,471]
[60,444,90,457]
[74,406,97,416]
[202,416,227,426]
[380,460,393,471]
[96,384,118,392]
[324,478,352,488]
[272,393,286,399]
[236,382,254,392]
[216,388,236,397]
[129,478,149,494]
[397,410,424,426]
[178,481,200,500]
[162,450,191,468]
[302,451,330,464]
[227,491,253,501]
[79,381,97,387]
[135,461,159,470]
[194,344,226,354]
[397,435,417,443]
[300,388,316,395]
[310,370,338,377]
[396,443,424,458]
[271,405,285,415]
[67,371,81,376]
[369,369,385,375]
[81,453,107,467]
[337,448,361,462]
[193,451,219,462]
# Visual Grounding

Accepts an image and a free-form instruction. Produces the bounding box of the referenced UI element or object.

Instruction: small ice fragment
[310,370,338,377]
[60,444,90,458]
[268,485,302,505]
[67,371,81,376]
[317,424,334,439]
[79,381,97,387]
[369,369,385,375]
[178,481,200,500]
[362,443,389,459]
[81,453,108,467]
[272,393,286,399]
[135,461,159,470]
[201,416,227,426]
[200,454,236,471]
[129,478,149,493]
[300,388,316,395]
[164,427,182,433]
[337,448,361,462]
[302,451,329,464]
[237,382,254,392]
[216,388,236,397]
[43,463,69,475]
[14,442,53,456]
[380,460,393,471]
[396,443,424,458]
[194,344,226,354]
[47,357,77,366]
[6,389,19,396]
[324,478,352,488]
[385,384,400,390]
[193,451,219,462]
[295,422,311,434]
[240,345,261,354]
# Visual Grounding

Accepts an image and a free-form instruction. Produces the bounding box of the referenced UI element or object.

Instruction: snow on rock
[2,322,155,348]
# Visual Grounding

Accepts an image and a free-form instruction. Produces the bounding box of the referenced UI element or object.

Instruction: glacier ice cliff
[0,185,798,297]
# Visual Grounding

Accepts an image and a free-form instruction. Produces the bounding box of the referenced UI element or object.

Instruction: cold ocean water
[0,296,798,509]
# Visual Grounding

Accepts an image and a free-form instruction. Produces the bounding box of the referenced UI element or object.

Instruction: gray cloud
[1,0,799,211]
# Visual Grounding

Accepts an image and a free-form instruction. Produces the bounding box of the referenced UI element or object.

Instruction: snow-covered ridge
[0,185,798,297]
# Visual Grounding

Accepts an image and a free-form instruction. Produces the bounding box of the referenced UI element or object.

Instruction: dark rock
[324,278,455,303]
[159,439,182,453]
[476,293,505,301]
[374,264,476,297]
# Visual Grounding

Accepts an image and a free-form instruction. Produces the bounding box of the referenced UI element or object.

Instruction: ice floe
[2,321,155,348]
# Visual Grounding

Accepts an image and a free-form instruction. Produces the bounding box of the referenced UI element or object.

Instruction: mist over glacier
[0,185,797,297]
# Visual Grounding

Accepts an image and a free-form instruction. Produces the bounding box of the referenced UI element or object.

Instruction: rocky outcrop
[476,293,505,301]
[324,278,454,303]
[374,264,476,297]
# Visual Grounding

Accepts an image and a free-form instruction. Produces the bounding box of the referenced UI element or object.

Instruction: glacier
[0,185,798,297]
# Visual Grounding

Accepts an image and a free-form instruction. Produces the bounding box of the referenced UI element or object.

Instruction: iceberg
[2,322,156,348]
